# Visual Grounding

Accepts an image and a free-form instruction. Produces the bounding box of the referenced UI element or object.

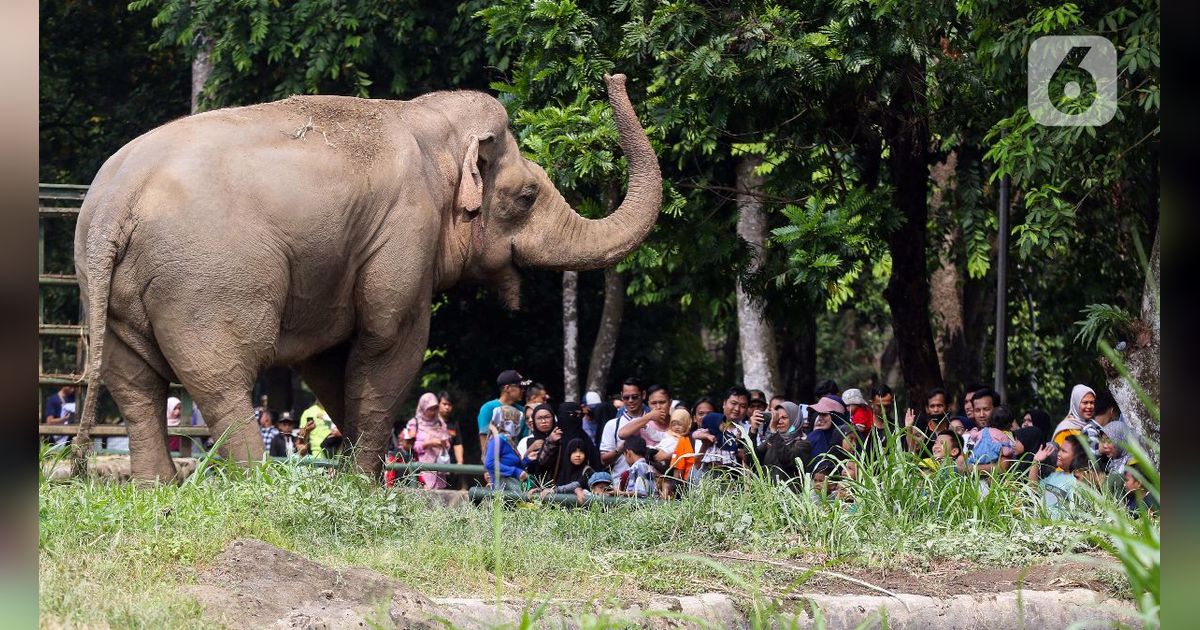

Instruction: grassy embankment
[39,432,1153,628]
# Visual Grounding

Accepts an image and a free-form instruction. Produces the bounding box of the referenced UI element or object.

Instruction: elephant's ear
[456,132,495,218]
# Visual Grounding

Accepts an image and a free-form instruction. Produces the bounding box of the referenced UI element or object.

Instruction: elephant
[74,73,661,483]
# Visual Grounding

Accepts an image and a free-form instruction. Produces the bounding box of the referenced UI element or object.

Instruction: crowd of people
[43,367,1158,517]
[452,369,1158,515]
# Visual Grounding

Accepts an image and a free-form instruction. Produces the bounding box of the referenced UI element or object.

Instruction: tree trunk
[882,60,944,409]
[734,155,782,399]
[562,270,579,403]
[585,268,624,396]
[1103,228,1159,461]
[190,34,213,114]
[778,306,816,402]
[928,150,988,397]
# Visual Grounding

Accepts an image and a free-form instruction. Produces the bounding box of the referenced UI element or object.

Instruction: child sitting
[962,406,1018,470]
[588,471,613,496]
[919,430,964,474]
[655,408,697,496]
[540,439,595,504]
[1122,459,1158,515]
[618,435,656,498]
[483,414,528,491]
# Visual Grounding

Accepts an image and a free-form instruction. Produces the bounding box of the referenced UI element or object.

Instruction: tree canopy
[40,0,1158,436]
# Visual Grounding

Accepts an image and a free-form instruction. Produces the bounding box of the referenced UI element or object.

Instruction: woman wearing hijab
[405,392,452,489]
[521,403,562,485]
[553,402,603,488]
[1009,424,1046,476]
[1021,409,1054,439]
[753,401,812,483]
[804,397,846,473]
[1052,384,1096,447]
[166,397,183,453]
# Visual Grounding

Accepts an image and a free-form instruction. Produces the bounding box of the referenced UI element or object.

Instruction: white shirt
[600,407,646,476]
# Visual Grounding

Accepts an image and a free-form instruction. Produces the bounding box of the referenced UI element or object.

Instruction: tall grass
[40,428,1148,628]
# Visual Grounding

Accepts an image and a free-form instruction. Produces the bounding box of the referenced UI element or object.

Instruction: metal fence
[38,183,204,442]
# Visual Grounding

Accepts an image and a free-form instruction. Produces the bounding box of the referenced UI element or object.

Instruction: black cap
[497,369,532,387]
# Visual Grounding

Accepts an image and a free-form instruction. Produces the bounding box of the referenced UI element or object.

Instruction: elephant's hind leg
[104,334,174,485]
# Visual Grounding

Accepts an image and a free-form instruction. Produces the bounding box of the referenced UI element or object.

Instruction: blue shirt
[483,435,525,484]
[478,399,525,439]
[1041,471,1079,520]
[45,392,76,422]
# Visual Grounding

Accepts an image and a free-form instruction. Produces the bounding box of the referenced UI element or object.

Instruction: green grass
[40,433,1151,628]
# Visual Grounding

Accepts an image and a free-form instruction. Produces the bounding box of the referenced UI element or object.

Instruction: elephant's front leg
[343,304,431,478]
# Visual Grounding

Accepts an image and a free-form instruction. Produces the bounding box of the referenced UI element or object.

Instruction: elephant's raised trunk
[515,74,662,270]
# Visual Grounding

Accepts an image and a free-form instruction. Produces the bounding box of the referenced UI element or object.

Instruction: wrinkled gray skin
[74,74,661,484]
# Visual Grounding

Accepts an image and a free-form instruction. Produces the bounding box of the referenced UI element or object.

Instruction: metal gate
[38,183,209,445]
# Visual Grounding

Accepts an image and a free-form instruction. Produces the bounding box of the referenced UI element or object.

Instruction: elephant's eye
[516,184,538,209]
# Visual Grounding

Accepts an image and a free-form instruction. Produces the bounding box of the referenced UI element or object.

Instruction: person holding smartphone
[44,385,77,446]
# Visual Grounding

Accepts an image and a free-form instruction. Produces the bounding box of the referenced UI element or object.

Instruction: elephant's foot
[129,460,183,488]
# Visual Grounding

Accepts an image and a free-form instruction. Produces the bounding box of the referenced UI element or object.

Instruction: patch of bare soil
[44,455,196,483]
[187,540,1136,630]
[707,552,1120,599]
[187,539,444,629]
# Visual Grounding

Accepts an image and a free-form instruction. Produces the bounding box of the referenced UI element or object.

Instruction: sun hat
[841,388,868,407]
[810,397,846,416]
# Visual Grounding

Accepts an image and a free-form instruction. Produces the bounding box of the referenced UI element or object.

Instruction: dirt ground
[186,539,1135,629]
[702,550,1122,600]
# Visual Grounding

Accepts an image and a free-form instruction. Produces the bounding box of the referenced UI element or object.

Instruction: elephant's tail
[71,194,131,472]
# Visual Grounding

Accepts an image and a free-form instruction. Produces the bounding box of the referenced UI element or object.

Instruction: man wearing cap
[269,412,300,457]
[477,369,529,458]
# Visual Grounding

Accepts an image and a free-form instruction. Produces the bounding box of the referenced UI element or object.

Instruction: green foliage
[41,0,189,183]
[129,0,498,107]
[1074,303,1135,348]
[771,187,891,311]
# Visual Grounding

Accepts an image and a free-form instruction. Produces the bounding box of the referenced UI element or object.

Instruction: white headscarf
[1053,384,1095,437]
[166,397,182,427]
[1067,384,1096,425]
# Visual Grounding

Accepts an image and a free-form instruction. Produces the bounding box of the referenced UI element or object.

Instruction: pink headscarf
[414,392,440,426]
[407,392,450,489]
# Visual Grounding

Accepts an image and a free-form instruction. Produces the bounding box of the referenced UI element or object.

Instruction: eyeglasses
[621,394,642,401]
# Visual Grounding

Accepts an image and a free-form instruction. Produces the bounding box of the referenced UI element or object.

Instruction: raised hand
[904,408,916,428]
[1033,443,1056,463]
